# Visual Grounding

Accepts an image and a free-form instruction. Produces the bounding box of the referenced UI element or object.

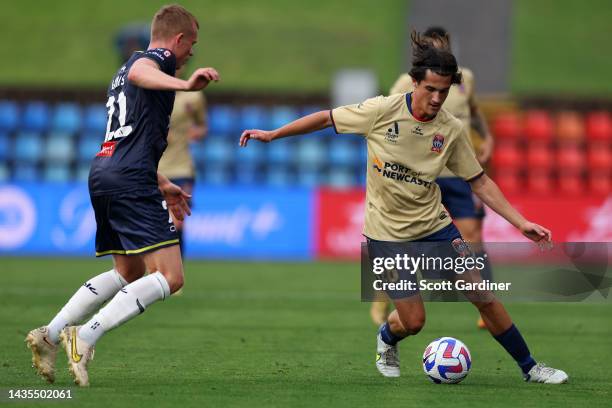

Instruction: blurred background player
[370,26,495,328]
[25,5,219,386]
[158,65,208,257]
[238,31,567,385]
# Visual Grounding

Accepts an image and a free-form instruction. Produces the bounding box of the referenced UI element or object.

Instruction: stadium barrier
[0,183,313,259]
[0,183,609,260]
[315,188,612,260]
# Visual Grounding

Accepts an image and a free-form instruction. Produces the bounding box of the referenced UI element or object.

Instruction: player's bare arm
[469,174,551,244]
[239,110,332,146]
[128,58,219,91]
[157,173,192,221]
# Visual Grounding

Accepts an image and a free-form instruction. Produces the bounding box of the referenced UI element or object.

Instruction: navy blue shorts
[90,188,179,257]
[417,222,462,242]
[436,177,485,219]
[366,224,474,299]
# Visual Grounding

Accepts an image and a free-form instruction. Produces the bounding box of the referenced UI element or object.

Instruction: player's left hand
[519,221,553,250]
[477,135,494,164]
[160,182,192,221]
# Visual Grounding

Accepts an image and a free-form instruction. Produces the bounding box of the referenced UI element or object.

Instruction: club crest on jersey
[96,141,117,157]
[431,134,445,153]
[385,122,399,144]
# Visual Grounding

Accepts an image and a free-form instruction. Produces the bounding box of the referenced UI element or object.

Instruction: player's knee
[114,257,146,283]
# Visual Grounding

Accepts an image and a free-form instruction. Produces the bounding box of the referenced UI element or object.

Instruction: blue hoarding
[0,183,314,260]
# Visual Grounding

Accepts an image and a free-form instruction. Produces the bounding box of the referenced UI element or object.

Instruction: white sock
[46,269,127,343]
[78,272,171,346]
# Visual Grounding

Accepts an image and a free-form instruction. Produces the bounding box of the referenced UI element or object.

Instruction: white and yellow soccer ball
[422,337,472,384]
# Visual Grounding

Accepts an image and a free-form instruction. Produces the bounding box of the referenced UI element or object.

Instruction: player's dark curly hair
[409,30,461,85]
[423,26,450,46]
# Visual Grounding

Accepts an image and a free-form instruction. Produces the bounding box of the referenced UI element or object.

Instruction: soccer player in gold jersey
[238,31,567,384]
[370,26,494,329]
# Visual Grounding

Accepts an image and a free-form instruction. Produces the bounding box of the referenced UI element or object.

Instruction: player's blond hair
[151,4,199,41]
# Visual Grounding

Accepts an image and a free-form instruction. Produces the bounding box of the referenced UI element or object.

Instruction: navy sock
[493,324,536,374]
[379,322,406,346]
[476,251,493,281]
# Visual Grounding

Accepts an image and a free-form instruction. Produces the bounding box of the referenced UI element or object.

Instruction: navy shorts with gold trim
[366,223,468,300]
[90,188,179,257]
[436,177,485,219]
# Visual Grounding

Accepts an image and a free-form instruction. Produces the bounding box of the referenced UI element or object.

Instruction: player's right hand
[186,67,220,91]
[239,129,275,147]
[519,221,553,250]
[160,182,192,221]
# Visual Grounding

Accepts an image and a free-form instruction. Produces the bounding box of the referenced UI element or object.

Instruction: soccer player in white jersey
[25,5,219,386]
[239,31,568,384]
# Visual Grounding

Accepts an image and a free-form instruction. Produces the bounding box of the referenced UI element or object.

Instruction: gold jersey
[331,93,483,241]
[389,67,481,177]
[158,91,207,179]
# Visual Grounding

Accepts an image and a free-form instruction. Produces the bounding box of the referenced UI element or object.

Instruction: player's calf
[472,299,511,335]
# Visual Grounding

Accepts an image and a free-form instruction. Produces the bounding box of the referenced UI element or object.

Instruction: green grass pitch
[1,258,611,407]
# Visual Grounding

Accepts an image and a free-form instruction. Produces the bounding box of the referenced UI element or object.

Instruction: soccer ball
[422,337,471,384]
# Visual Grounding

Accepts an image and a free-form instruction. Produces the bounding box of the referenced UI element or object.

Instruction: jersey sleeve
[445,123,484,181]
[461,68,476,107]
[197,93,207,126]
[139,48,177,76]
[389,73,414,95]
[184,91,206,125]
[331,96,382,137]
